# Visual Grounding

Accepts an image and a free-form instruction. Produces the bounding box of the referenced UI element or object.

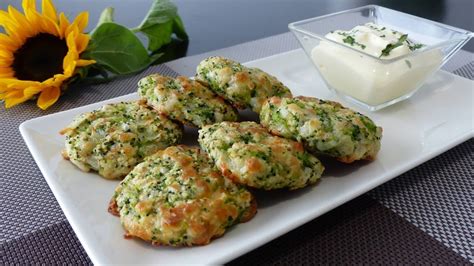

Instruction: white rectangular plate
[20,49,473,265]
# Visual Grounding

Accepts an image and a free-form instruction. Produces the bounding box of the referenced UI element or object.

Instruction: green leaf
[86,64,109,79]
[172,16,188,40]
[140,20,174,51]
[98,7,115,24]
[91,7,115,33]
[67,65,90,84]
[138,0,177,28]
[134,0,188,52]
[83,22,156,75]
[150,38,188,65]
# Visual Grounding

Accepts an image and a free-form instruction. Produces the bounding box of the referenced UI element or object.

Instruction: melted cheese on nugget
[260,96,383,163]
[111,145,256,246]
[138,74,238,128]
[198,121,324,190]
[60,101,182,179]
[196,56,292,112]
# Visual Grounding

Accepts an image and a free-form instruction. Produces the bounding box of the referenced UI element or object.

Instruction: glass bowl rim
[288,4,474,63]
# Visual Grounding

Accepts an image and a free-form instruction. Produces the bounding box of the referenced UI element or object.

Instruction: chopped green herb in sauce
[409,43,424,51]
[405,60,412,68]
[342,36,366,50]
[380,34,407,57]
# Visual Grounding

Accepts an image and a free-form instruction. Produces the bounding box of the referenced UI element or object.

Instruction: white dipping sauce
[311,23,442,106]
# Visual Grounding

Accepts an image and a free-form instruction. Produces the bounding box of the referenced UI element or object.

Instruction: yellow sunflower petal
[0,57,13,65]
[22,4,42,39]
[0,10,16,32]
[42,74,67,88]
[65,12,88,38]
[0,83,16,94]
[8,6,27,23]
[0,61,12,70]
[8,6,35,37]
[4,90,32,108]
[6,32,26,48]
[39,14,60,36]
[6,96,32,108]
[0,66,11,73]
[66,29,78,49]
[24,7,54,36]
[0,33,19,50]
[37,85,60,110]
[72,12,89,32]
[58,13,70,38]
[22,0,59,40]
[0,11,26,44]
[0,67,14,74]
[0,49,12,58]
[75,33,90,53]
[62,32,79,76]
[5,90,21,98]
[76,59,95,67]
[41,0,58,22]
[64,55,77,77]
[0,45,14,54]
[0,85,12,94]
[24,86,43,96]
[4,79,41,89]
[0,72,14,78]
[22,0,38,21]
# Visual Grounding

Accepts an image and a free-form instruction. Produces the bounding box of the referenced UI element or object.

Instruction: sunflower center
[12,33,68,82]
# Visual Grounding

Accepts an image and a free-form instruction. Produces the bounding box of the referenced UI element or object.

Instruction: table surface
[1,0,473,264]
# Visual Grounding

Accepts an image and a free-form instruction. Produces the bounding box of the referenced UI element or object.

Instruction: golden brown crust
[61,101,182,179]
[336,156,356,164]
[199,121,324,190]
[61,149,69,160]
[260,96,383,163]
[108,198,120,217]
[220,164,236,181]
[240,196,258,223]
[196,57,292,112]
[138,74,238,128]
[267,96,282,105]
[294,95,343,108]
[112,145,256,246]
[58,128,71,135]
[337,154,376,163]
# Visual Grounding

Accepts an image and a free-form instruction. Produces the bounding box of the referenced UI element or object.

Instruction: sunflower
[0,0,95,110]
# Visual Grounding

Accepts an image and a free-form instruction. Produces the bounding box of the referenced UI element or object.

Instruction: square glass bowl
[289,5,473,111]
